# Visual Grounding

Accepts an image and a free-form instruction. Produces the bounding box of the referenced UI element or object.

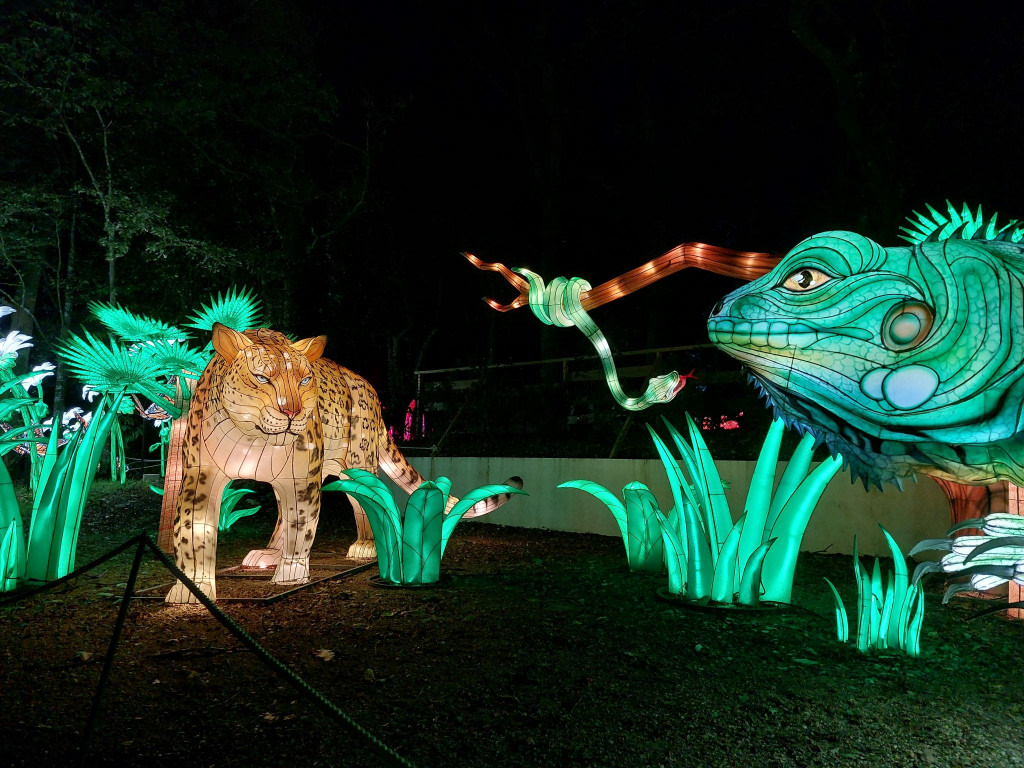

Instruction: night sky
[293,1,1024,373]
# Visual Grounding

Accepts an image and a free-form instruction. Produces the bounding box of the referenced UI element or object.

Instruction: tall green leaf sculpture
[824,526,925,656]
[558,480,665,572]
[652,415,840,606]
[25,392,126,581]
[559,415,840,605]
[325,469,526,585]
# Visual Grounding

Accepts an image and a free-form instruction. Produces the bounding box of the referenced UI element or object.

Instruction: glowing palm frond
[899,201,1024,245]
[57,331,175,402]
[88,301,191,342]
[185,286,262,332]
[130,339,211,378]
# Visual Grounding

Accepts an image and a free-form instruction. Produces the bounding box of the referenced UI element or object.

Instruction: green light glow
[130,339,211,381]
[565,415,839,606]
[653,416,840,606]
[89,301,192,342]
[826,527,924,656]
[514,268,680,411]
[25,392,128,581]
[325,470,526,585]
[217,482,261,531]
[558,480,665,572]
[57,331,177,405]
[185,286,263,332]
[899,200,1024,245]
[709,204,1024,488]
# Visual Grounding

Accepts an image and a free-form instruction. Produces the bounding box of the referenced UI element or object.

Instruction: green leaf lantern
[184,286,263,332]
[325,470,526,585]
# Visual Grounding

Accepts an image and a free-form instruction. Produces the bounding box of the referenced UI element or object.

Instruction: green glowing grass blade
[54,392,125,578]
[868,559,883,647]
[325,473,403,582]
[646,425,690,537]
[823,578,849,643]
[0,397,37,421]
[765,430,815,534]
[559,480,628,547]
[417,484,446,585]
[0,520,18,591]
[877,571,895,650]
[904,587,925,657]
[434,476,453,504]
[682,498,713,602]
[880,525,909,647]
[655,508,687,595]
[738,538,776,607]
[760,455,842,603]
[218,485,260,531]
[621,482,665,572]
[738,418,784,585]
[25,430,79,581]
[403,483,442,585]
[684,413,731,560]
[711,515,745,603]
[660,417,710,523]
[853,540,872,652]
[0,456,24,591]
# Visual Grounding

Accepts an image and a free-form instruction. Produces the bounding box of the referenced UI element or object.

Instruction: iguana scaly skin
[707,204,1024,488]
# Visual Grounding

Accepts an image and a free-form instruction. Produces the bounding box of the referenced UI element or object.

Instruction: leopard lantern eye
[300,376,312,387]
[254,374,270,384]
[781,267,832,292]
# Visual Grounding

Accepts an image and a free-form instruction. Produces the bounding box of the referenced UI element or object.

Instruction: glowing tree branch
[465,244,780,410]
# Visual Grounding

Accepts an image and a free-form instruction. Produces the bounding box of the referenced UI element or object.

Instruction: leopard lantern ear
[211,322,254,361]
[292,335,327,363]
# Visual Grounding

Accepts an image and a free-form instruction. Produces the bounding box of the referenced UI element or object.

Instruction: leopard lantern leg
[270,431,323,585]
[166,468,230,603]
[241,487,285,569]
[345,496,377,559]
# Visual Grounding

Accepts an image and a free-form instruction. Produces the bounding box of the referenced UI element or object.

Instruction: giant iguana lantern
[709,203,1024,488]
[468,202,1024,489]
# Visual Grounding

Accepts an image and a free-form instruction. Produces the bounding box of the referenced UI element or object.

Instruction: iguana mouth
[708,318,872,348]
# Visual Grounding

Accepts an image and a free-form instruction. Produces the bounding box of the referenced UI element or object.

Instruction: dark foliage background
[1,0,1021,458]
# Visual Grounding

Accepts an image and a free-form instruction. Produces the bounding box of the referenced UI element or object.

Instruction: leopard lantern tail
[376,429,523,517]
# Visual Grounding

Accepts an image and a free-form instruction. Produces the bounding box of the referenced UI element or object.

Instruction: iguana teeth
[707,318,819,349]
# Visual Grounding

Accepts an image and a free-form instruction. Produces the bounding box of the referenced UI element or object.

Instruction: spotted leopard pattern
[165,325,429,604]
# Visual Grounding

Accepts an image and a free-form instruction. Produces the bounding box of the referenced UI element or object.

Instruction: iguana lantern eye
[781,267,832,292]
[254,374,270,384]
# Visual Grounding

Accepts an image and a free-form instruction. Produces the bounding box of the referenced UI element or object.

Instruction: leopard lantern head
[211,323,327,445]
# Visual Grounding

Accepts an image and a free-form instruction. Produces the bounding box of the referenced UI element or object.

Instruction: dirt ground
[2,481,1024,768]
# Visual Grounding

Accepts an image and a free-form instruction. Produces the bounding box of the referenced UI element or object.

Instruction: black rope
[81,535,147,766]
[0,534,143,607]
[4,534,417,768]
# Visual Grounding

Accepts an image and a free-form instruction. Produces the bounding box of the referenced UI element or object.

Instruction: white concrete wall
[382,456,950,558]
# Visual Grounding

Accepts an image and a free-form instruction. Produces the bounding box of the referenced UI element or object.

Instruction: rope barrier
[3,534,417,768]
